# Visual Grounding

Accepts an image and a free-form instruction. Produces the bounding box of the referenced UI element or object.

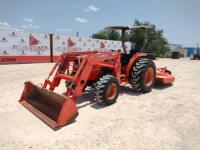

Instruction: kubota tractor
[19,26,175,130]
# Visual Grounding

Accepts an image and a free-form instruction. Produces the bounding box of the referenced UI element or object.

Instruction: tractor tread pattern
[130,58,156,93]
[94,75,119,105]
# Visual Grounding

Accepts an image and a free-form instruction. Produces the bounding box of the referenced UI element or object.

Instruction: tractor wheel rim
[106,83,117,100]
[144,67,154,86]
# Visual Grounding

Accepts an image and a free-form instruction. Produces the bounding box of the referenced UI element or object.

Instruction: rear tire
[130,58,156,93]
[94,75,119,105]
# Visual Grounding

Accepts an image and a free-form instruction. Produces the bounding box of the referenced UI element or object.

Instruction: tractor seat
[121,53,132,66]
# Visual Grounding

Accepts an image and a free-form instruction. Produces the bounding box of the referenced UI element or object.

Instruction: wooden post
[49,34,53,62]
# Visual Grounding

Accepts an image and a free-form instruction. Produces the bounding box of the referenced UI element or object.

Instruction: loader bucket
[19,81,78,130]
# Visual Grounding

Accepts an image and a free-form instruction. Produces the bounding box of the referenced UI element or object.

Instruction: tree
[107,29,121,41]
[92,29,121,41]
[92,20,170,56]
[130,20,170,56]
[92,30,107,39]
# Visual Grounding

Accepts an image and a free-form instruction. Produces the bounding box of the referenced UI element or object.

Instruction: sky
[0,0,200,47]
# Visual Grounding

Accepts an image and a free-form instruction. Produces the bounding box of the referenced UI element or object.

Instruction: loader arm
[43,52,120,98]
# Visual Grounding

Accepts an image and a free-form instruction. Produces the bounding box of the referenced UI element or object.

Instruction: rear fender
[125,53,147,77]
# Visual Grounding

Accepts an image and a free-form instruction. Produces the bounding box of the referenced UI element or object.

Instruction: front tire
[130,58,156,93]
[94,75,119,105]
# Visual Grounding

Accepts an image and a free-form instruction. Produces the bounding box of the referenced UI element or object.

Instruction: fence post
[49,34,53,62]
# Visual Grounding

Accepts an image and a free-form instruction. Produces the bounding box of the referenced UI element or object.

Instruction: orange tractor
[19,26,175,130]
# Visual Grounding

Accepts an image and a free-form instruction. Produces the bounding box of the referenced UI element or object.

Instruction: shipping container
[185,47,197,57]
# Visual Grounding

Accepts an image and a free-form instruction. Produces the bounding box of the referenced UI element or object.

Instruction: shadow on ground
[153,83,173,90]
[76,83,173,110]
[77,86,139,110]
[77,90,108,110]
[119,86,141,96]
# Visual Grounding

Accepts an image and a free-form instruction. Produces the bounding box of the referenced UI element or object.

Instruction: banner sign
[0,29,29,56]
[28,33,50,56]
[0,29,50,56]
[53,35,131,55]
[0,29,131,63]
[0,29,51,63]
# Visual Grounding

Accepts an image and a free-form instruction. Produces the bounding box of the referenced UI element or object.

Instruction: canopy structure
[105,25,153,30]
[105,26,131,30]
[104,25,153,53]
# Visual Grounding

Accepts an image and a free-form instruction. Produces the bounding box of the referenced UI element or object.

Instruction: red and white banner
[0,29,132,63]
[0,29,29,56]
[0,29,50,63]
[53,35,131,55]
[28,33,50,56]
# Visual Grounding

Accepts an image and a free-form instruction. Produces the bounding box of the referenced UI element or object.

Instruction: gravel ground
[0,58,200,150]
